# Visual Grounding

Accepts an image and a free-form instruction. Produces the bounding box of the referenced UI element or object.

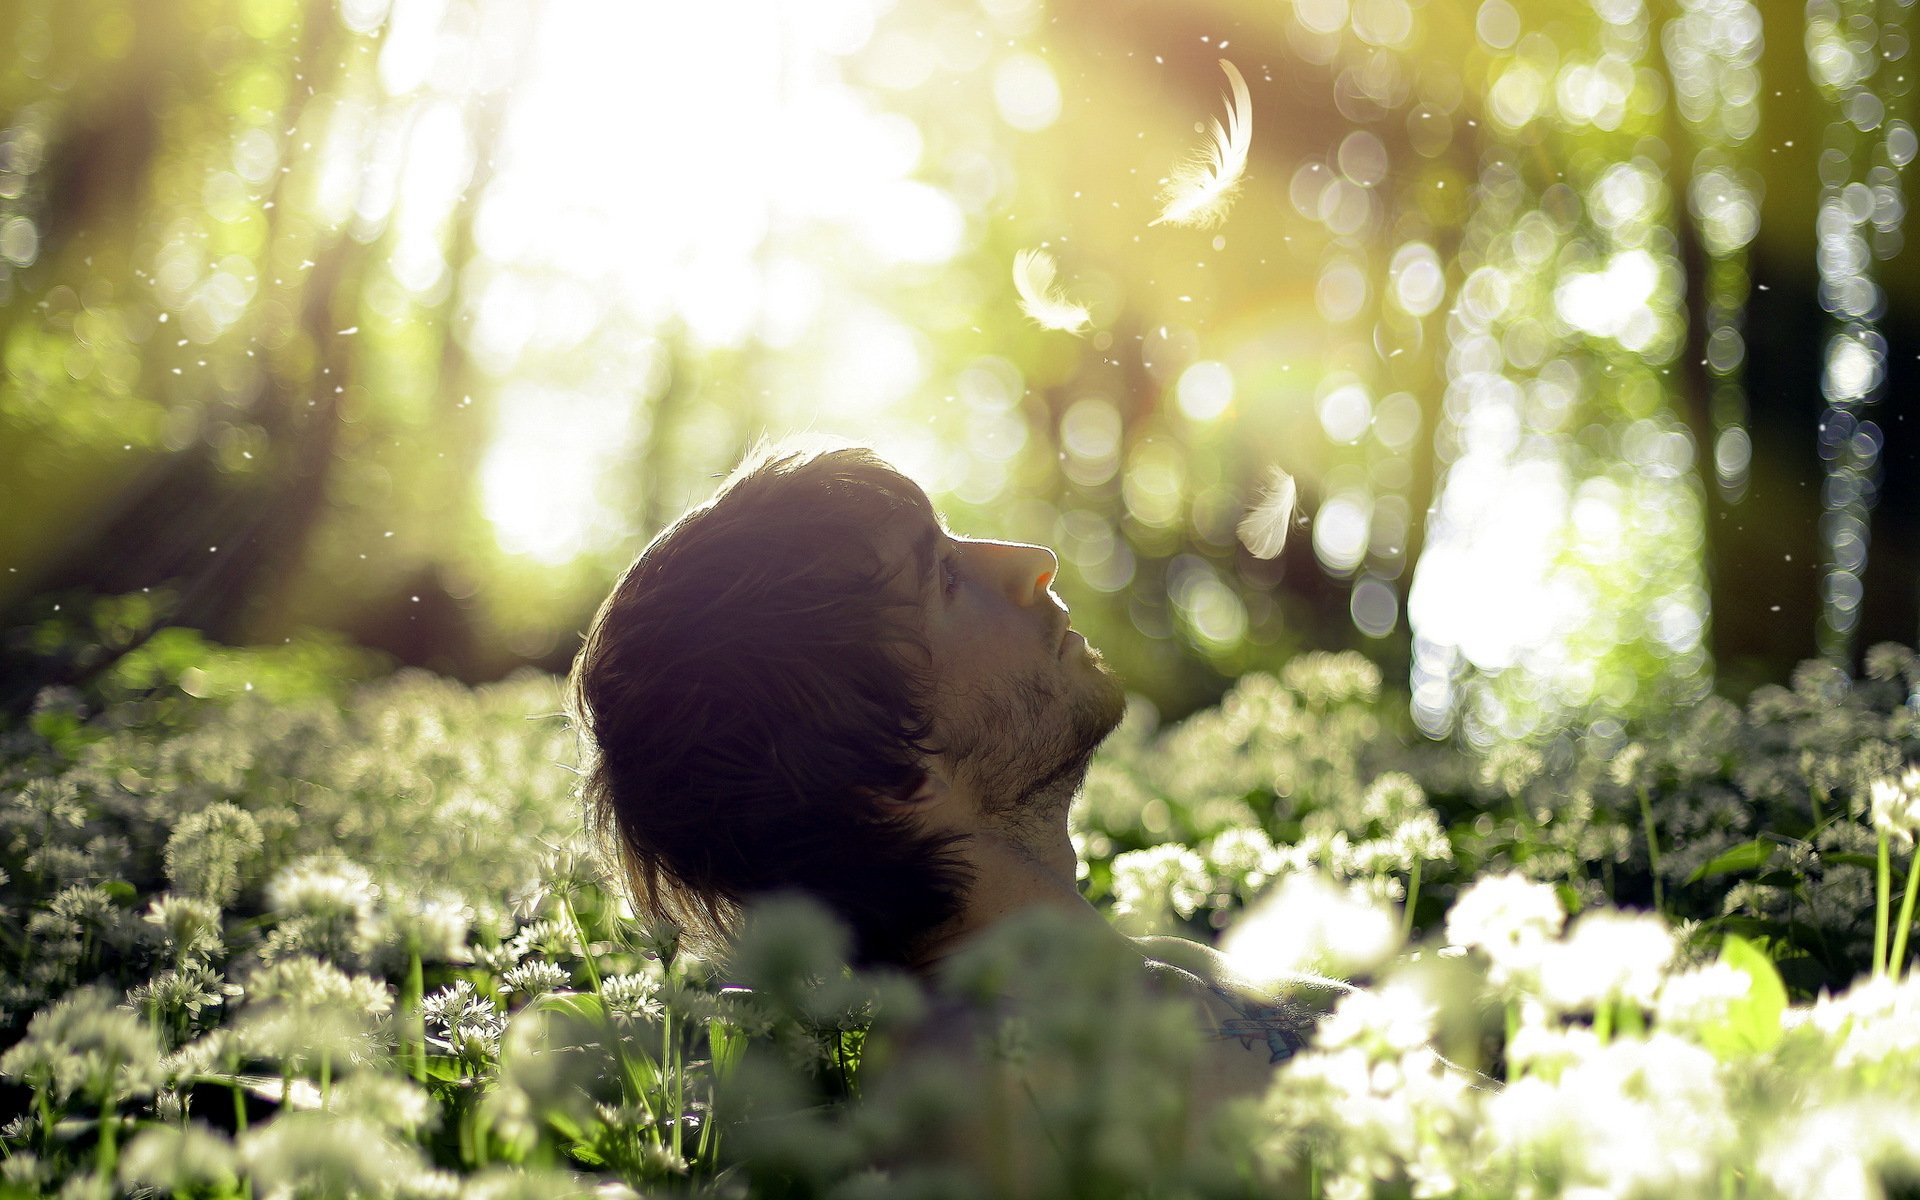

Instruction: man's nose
[977,540,1058,606]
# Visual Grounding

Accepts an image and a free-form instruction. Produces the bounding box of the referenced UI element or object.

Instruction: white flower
[1204,827,1284,892]
[1109,843,1211,929]
[118,1124,237,1193]
[1869,769,1920,848]
[1807,972,1920,1069]
[1655,962,1753,1033]
[1313,982,1436,1061]
[1538,910,1675,1012]
[1485,1034,1733,1198]
[1223,872,1401,982]
[1758,1100,1920,1200]
[1444,873,1565,988]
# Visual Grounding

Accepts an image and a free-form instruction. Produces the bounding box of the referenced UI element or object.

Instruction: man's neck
[912,823,1111,968]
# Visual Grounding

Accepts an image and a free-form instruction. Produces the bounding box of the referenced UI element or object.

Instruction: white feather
[1237,466,1298,560]
[1012,247,1092,334]
[1151,59,1253,229]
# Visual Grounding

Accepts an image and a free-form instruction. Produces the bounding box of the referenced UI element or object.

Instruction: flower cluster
[2,640,1918,1198]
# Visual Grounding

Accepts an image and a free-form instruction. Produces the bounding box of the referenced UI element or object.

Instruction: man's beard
[938,651,1126,836]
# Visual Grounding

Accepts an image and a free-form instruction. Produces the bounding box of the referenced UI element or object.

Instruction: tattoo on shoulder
[1204,982,1312,1065]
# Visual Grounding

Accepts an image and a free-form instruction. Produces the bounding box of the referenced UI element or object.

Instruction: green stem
[1638,786,1664,914]
[559,893,654,1126]
[1877,831,1892,978]
[1891,848,1920,979]
[94,1101,118,1179]
[1402,859,1423,941]
[1811,785,1826,830]
[403,947,426,1084]
[659,1009,673,1152]
[666,1009,683,1161]
[560,894,604,995]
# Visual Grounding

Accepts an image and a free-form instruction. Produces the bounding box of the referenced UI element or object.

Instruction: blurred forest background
[1,0,1916,746]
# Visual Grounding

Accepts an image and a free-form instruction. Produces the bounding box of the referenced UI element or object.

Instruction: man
[568,444,1331,1106]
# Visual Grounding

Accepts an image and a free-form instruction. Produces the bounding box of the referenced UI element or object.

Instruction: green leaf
[1698,934,1788,1059]
[1688,839,1777,884]
[1823,852,1880,870]
[529,990,608,1024]
[1554,881,1585,918]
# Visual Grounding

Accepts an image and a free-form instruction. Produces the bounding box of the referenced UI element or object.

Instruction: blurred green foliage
[1,0,1915,736]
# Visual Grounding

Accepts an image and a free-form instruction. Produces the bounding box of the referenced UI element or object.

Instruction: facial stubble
[938,645,1127,837]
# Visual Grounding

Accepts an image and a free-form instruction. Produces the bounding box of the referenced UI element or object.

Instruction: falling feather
[1237,466,1298,559]
[1012,248,1092,334]
[1151,59,1253,229]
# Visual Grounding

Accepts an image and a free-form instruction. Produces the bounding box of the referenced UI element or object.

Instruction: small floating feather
[1012,247,1092,334]
[1151,59,1253,229]
[1238,466,1299,559]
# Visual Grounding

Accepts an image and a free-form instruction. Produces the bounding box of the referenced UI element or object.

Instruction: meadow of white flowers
[3,633,1919,1199]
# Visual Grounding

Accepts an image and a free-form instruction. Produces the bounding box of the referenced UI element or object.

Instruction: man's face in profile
[880,487,1127,824]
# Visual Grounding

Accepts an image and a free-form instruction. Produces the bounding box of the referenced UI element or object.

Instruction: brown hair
[568,445,971,966]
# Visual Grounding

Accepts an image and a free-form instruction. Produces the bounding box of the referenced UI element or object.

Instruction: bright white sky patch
[1553,249,1659,348]
[461,0,959,562]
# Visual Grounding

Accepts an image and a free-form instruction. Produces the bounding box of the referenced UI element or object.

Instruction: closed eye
[940,550,961,599]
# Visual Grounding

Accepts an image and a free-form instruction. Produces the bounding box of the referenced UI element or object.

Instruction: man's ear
[867,762,951,812]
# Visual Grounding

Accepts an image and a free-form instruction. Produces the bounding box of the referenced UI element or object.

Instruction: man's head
[569,444,1125,966]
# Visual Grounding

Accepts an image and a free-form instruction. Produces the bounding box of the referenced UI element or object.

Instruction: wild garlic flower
[246,956,392,1018]
[1757,1100,1920,1200]
[1538,910,1675,1012]
[1479,742,1546,800]
[1865,642,1917,683]
[1389,812,1453,866]
[0,985,161,1106]
[162,802,263,907]
[1655,962,1753,1034]
[1360,772,1429,827]
[1109,843,1211,929]
[143,893,224,964]
[1444,873,1565,988]
[1204,826,1284,894]
[419,980,498,1038]
[459,1165,595,1200]
[1281,650,1382,708]
[1222,872,1401,982]
[1485,1034,1734,1198]
[500,959,570,1000]
[118,1123,237,1194]
[1312,982,1437,1061]
[330,1073,437,1136]
[123,964,240,1029]
[379,892,473,966]
[1805,973,1920,1070]
[599,972,665,1024]
[267,856,379,954]
[240,1112,424,1200]
[1868,768,1920,848]
[1607,741,1649,791]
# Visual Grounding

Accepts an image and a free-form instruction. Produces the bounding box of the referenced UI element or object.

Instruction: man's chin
[1079,652,1128,742]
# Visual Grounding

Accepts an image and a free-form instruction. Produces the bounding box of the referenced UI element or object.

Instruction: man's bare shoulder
[1132,934,1350,1066]
[1131,934,1353,1002]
